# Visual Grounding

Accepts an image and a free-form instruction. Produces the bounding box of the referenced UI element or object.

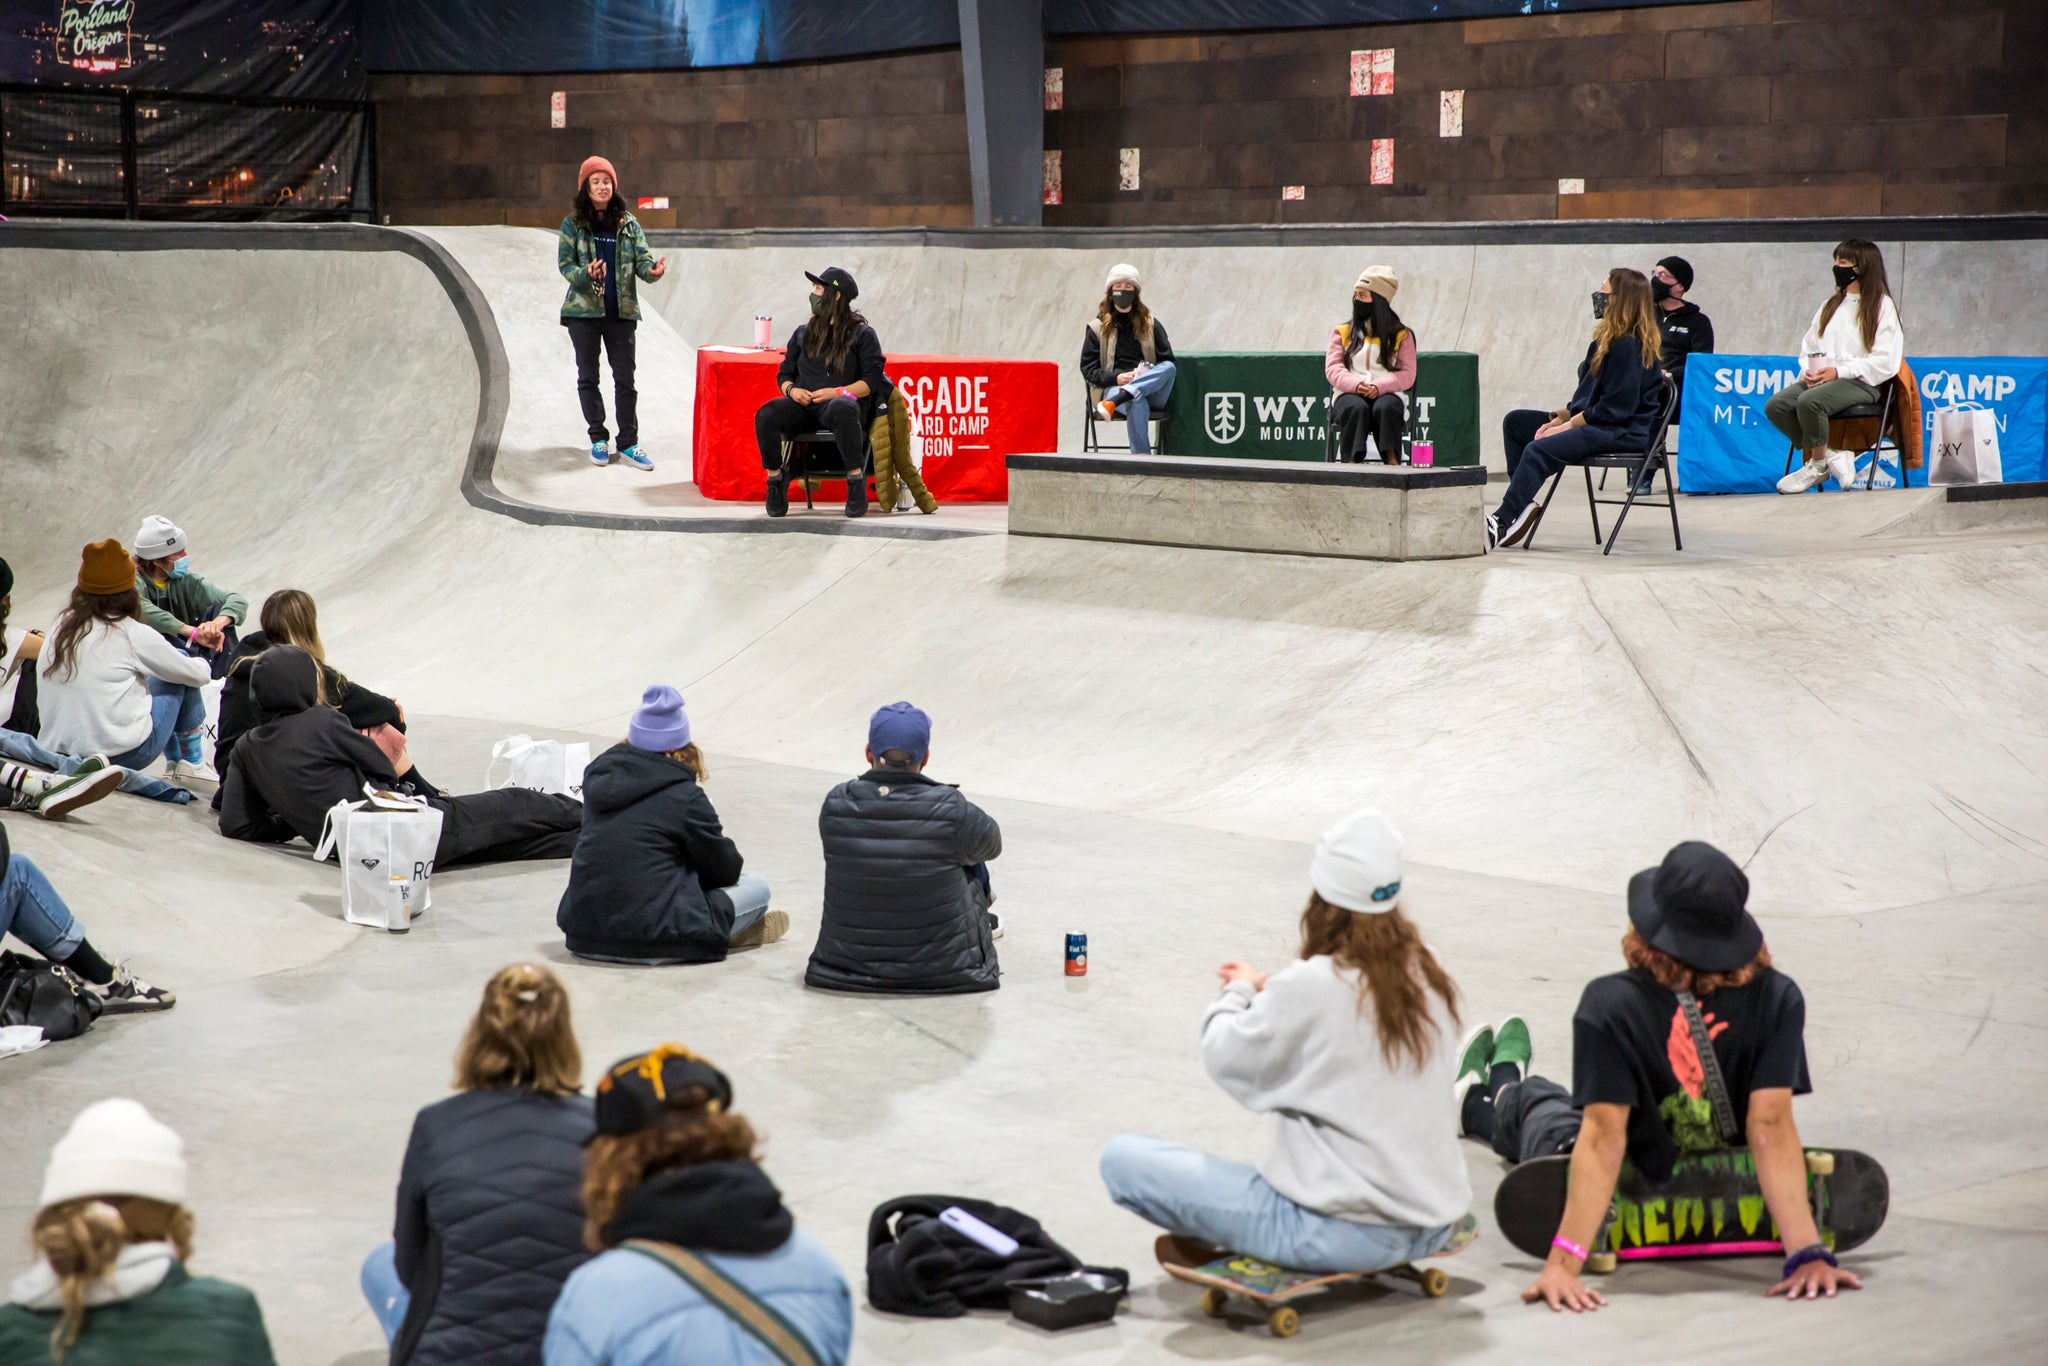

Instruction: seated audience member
[1082,262,1176,454]
[1,554,42,734]
[1101,809,1471,1272]
[754,267,888,520]
[804,702,1001,995]
[1651,256,1713,414]
[1487,269,1666,551]
[0,1099,272,1364]
[219,646,581,869]
[543,1046,853,1366]
[361,964,594,1364]
[557,686,782,965]
[1,817,174,1011]
[1457,841,1859,1312]
[1770,239,1905,495]
[37,541,214,781]
[1325,265,1417,464]
[131,514,247,683]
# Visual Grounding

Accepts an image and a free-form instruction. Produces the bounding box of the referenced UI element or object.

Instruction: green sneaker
[1491,1015,1533,1073]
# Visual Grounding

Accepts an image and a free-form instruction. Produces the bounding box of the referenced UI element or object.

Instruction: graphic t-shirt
[591,229,620,316]
[1571,966,1810,1183]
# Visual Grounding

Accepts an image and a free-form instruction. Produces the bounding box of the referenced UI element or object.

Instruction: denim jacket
[558,213,658,321]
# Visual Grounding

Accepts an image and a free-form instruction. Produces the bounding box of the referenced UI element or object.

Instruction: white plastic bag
[1928,404,2003,485]
[314,786,444,932]
[485,735,590,799]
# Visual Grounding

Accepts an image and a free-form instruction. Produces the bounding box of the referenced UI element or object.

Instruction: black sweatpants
[1331,391,1407,463]
[567,317,638,450]
[430,789,583,869]
[1486,1074,1585,1164]
[756,395,866,475]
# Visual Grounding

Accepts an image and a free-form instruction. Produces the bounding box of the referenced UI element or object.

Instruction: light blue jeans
[104,678,204,771]
[0,727,192,804]
[571,872,771,966]
[1,854,86,962]
[1099,1135,1453,1274]
[360,1240,408,1343]
[1103,360,1177,454]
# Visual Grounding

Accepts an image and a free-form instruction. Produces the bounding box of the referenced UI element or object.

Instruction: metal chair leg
[1583,463,1603,544]
[1524,472,1565,550]
[1664,458,1683,551]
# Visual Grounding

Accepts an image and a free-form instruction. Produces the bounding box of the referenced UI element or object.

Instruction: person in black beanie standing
[1651,256,1714,411]
[754,267,889,519]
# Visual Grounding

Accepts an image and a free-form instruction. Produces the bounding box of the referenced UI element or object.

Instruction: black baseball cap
[1627,841,1763,973]
[804,266,858,301]
[590,1045,734,1141]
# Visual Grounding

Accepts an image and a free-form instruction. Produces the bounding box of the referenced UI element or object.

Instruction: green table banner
[1160,351,1480,465]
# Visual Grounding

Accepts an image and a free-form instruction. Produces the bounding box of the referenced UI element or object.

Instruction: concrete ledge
[1005,453,1486,560]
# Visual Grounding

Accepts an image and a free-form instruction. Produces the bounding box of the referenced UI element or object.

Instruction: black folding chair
[1082,389,1169,453]
[1526,380,1682,555]
[1779,378,1902,491]
[779,428,876,511]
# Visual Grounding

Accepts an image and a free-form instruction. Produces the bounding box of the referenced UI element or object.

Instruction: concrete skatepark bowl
[1,220,2045,1364]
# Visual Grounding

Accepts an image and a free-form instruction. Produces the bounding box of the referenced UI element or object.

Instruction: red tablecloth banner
[692,348,1056,502]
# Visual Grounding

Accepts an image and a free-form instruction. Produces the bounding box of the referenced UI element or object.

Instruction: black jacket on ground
[218,648,410,846]
[1565,335,1665,446]
[1655,300,1714,405]
[556,744,744,962]
[390,1088,594,1366]
[214,631,400,787]
[806,768,1001,995]
[1080,317,1174,390]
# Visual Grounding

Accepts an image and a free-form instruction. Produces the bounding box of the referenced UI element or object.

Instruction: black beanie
[1657,255,1695,292]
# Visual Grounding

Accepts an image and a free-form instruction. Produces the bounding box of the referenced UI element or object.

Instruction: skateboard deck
[1154,1212,1477,1338]
[1493,1147,1887,1267]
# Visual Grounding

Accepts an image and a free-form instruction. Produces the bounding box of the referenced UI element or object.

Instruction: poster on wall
[0,0,361,95]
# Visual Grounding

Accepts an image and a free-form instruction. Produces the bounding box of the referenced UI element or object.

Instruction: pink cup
[754,315,772,348]
[1411,442,1434,467]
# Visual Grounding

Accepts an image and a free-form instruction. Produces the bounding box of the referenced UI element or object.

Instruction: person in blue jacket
[544,1046,852,1366]
[1488,268,1668,551]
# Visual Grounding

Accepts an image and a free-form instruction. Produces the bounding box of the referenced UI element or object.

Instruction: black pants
[1489,1074,1584,1164]
[756,395,865,475]
[1331,391,1407,463]
[1502,408,1550,482]
[567,317,638,450]
[430,789,582,869]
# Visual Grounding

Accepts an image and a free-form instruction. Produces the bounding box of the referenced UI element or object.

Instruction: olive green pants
[1764,376,1881,452]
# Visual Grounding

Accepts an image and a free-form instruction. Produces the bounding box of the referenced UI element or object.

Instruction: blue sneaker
[589,442,610,466]
[619,445,654,472]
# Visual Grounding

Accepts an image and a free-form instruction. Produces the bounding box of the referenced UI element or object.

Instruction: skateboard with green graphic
[1493,1147,1887,1271]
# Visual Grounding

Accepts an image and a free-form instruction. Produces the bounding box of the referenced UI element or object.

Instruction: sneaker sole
[37,767,125,819]
[1499,503,1544,548]
[99,991,176,1014]
[731,910,790,949]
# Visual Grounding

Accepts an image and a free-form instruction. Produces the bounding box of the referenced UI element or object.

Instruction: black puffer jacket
[390,1088,594,1366]
[213,630,401,793]
[806,769,1002,994]
[556,744,745,963]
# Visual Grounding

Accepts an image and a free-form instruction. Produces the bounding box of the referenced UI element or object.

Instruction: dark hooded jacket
[389,1088,594,1366]
[805,769,1002,995]
[212,630,401,794]
[217,646,417,846]
[556,744,745,963]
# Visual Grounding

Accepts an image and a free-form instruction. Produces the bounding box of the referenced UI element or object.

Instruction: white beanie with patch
[1309,808,1405,913]
[133,515,186,561]
[1105,262,1141,290]
[40,1098,189,1209]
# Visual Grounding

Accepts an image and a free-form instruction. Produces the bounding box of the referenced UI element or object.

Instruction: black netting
[1,90,124,209]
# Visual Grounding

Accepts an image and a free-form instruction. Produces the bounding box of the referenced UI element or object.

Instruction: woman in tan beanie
[1325,265,1418,464]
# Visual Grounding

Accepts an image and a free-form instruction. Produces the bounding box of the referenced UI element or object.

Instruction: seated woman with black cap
[754,267,888,521]
[543,1045,852,1366]
[1453,840,1861,1313]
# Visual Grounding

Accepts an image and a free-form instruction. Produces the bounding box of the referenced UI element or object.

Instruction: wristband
[1781,1242,1837,1280]
[1550,1235,1588,1263]
[838,386,854,398]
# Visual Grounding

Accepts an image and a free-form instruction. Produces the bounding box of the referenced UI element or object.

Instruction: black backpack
[865,1195,1126,1318]
[0,952,104,1041]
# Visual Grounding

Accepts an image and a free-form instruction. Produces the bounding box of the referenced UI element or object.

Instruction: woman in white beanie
[1081,263,1176,454]
[0,1099,275,1364]
[1325,266,1418,464]
[1099,809,1474,1275]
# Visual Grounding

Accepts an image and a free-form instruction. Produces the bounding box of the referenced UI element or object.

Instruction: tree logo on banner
[58,0,134,73]
[1205,392,1247,445]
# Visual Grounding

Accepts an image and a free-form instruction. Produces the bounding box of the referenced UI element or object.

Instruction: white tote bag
[314,786,445,932]
[1928,404,2003,485]
[485,735,590,799]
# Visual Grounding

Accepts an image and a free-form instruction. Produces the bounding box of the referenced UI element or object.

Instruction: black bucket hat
[590,1044,733,1142]
[804,266,858,301]
[1626,841,1763,973]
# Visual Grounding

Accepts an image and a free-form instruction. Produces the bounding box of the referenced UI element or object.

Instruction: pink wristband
[838,386,853,398]
[1551,1235,1588,1262]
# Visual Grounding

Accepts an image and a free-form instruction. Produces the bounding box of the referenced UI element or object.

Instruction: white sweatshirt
[1798,291,1904,388]
[37,616,211,758]
[1201,955,1472,1229]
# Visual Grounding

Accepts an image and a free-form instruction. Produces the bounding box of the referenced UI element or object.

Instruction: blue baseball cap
[867,701,931,763]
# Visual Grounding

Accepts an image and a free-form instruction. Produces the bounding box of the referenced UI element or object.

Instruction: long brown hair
[1817,239,1893,352]
[454,963,583,1096]
[581,1103,760,1250]
[1343,292,1410,372]
[1622,929,1772,997]
[1299,893,1460,1071]
[34,1197,194,1361]
[44,587,141,683]
[1095,287,1153,344]
[803,290,868,372]
[1591,268,1662,374]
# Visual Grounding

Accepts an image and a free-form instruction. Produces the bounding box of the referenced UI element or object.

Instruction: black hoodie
[603,1161,795,1254]
[218,646,417,847]
[555,743,745,962]
[213,630,402,792]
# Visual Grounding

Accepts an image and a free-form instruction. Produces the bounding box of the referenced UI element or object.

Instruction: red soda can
[1065,932,1088,976]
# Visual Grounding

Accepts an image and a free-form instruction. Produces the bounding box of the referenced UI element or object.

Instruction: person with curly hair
[558,155,668,472]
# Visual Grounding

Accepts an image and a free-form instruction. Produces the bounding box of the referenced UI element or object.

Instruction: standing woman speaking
[557,155,667,472]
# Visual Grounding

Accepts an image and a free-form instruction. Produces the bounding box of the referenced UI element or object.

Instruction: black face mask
[1351,297,1372,331]
[1651,279,1674,303]
[1591,291,1610,321]
[1110,288,1135,310]
[1832,264,1857,289]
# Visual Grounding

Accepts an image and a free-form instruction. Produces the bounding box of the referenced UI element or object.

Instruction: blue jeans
[360,1241,408,1344]
[1099,1135,1452,1274]
[1,854,86,962]
[1103,360,1176,454]
[0,727,192,804]
[105,678,204,771]
[571,872,772,965]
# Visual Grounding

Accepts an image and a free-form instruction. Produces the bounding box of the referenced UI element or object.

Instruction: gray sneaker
[94,963,176,1014]
[34,765,125,819]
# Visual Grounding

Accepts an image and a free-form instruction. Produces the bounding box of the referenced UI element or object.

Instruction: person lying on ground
[0,816,174,1011]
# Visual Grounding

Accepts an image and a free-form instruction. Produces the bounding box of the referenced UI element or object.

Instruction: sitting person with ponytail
[1325,265,1417,464]
[544,1046,852,1366]
[0,1099,275,1364]
[1099,809,1472,1273]
[361,964,594,1366]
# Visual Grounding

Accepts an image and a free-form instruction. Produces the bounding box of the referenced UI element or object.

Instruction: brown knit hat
[78,539,133,596]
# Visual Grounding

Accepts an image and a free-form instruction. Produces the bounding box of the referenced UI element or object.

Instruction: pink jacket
[1325,326,1417,396]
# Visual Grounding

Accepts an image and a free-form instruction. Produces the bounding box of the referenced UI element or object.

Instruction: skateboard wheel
[1268,1306,1300,1338]
[1418,1267,1450,1297]
[1199,1288,1227,1319]
[1586,1253,1617,1275]
[1805,1151,1835,1176]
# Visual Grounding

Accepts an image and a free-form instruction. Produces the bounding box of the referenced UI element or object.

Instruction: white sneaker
[1825,448,1860,490]
[1483,513,1500,553]
[167,759,219,784]
[1776,458,1828,494]
[986,909,1004,941]
[1498,500,1544,549]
